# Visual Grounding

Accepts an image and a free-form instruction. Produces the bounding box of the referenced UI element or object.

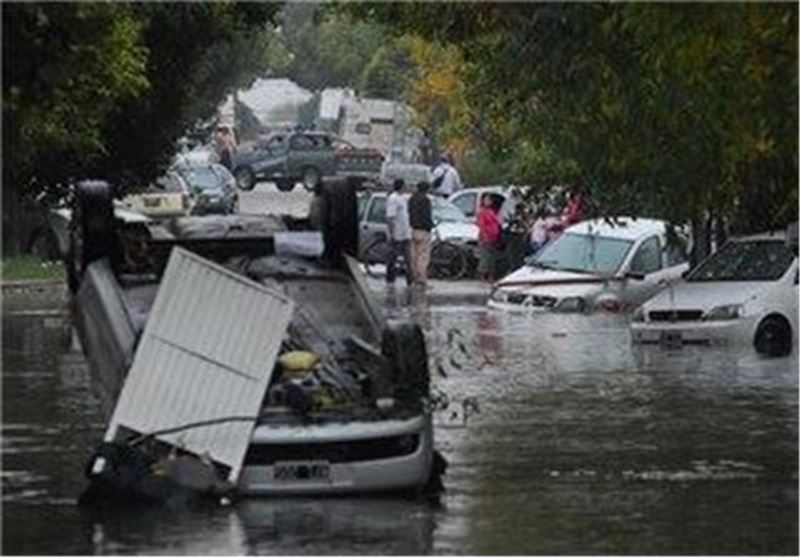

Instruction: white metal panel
[105,247,294,482]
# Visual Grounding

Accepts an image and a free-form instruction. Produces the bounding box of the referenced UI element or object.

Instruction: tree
[3,3,280,253]
[352,3,798,240]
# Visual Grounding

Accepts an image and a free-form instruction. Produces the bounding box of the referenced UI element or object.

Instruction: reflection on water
[3,291,797,555]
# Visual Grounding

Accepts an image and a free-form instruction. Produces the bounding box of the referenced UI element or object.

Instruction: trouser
[386,238,412,283]
[411,229,432,284]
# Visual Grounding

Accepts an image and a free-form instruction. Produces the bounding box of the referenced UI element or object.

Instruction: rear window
[687,239,795,281]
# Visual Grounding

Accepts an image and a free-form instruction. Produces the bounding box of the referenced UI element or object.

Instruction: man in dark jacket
[408,181,434,285]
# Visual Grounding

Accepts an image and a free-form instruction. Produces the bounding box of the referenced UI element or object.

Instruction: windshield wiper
[529,259,558,270]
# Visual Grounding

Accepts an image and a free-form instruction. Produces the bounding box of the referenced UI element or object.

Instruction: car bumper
[631,318,755,345]
[237,416,434,495]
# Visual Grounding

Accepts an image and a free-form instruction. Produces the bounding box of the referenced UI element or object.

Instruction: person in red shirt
[477,193,503,281]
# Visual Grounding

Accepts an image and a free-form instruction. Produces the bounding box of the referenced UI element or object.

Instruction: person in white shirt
[430,154,462,197]
[385,179,413,284]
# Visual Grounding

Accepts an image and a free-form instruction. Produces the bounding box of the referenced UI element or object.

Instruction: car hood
[643,280,771,311]
[495,265,614,297]
[436,221,478,242]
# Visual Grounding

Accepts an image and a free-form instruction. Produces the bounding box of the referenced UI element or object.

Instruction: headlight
[703,304,742,320]
[555,296,586,313]
[631,307,645,322]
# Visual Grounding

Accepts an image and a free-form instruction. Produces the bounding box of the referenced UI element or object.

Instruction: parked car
[631,232,798,356]
[121,171,194,218]
[489,217,689,313]
[232,131,384,192]
[173,162,238,215]
[357,191,479,256]
[448,186,513,222]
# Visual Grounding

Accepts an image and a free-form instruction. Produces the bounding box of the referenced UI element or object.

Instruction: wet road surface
[3,280,797,554]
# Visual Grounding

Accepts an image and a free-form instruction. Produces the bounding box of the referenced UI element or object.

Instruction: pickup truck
[232,131,384,192]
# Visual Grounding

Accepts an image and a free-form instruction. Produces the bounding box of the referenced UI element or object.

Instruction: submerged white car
[631,232,798,356]
[489,217,689,313]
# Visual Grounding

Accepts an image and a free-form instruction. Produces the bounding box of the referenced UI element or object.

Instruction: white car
[448,186,513,222]
[357,191,479,254]
[489,217,689,313]
[631,232,798,356]
[122,170,195,218]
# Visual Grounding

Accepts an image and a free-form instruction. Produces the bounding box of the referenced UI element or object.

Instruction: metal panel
[75,259,137,420]
[105,247,294,482]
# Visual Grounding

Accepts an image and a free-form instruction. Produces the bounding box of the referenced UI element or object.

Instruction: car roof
[566,217,667,241]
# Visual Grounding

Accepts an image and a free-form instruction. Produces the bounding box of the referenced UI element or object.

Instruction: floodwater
[3,285,797,555]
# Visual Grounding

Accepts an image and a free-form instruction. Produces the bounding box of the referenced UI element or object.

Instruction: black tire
[67,181,116,293]
[301,166,321,192]
[362,237,391,278]
[381,321,430,406]
[234,167,256,191]
[754,315,792,357]
[275,179,295,193]
[429,241,468,280]
[321,179,359,265]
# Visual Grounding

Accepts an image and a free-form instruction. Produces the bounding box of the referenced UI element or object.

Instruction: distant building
[303,88,424,163]
[219,78,314,139]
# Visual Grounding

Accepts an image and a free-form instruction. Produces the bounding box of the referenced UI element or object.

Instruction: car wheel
[754,315,792,357]
[67,181,116,293]
[381,321,430,407]
[234,167,256,191]
[275,180,295,192]
[301,166,321,192]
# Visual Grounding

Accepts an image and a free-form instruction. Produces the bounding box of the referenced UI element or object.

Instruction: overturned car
[67,180,443,504]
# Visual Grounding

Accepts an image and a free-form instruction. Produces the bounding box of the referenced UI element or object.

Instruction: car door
[252,134,288,176]
[358,194,388,253]
[620,234,670,307]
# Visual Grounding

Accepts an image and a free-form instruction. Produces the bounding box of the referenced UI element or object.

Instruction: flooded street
[3,283,797,555]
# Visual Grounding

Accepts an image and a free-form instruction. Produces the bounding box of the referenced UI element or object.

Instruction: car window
[180,167,221,191]
[629,235,662,275]
[532,232,634,275]
[687,239,796,282]
[154,173,185,193]
[664,240,688,267]
[290,134,317,150]
[357,194,368,220]
[264,135,286,150]
[452,192,476,218]
[431,196,470,223]
[367,196,386,223]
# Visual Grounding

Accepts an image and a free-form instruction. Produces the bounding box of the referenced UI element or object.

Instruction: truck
[231,130,384,192]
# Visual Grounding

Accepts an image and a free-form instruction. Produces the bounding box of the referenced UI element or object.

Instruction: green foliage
[276,4,387,91]
[1,255,65,281]
[3,3,148,189]
[3,2,280,196]
[354,3,798,233]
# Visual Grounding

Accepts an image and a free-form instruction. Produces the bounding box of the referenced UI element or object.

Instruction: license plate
[273,461,331,481]
[143,197,162,207]
[660,331,683,348]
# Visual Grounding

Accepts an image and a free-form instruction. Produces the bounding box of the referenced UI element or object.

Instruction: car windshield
[431,197,470,223]
[529,232,634,275]
[180,167,221,191]
[686,239,795,281]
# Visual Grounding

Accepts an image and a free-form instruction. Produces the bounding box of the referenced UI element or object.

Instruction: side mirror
[681,269,690,279]
[625,271,646,281]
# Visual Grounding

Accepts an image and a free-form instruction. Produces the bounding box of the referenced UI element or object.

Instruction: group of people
[475,186,586,282]
[385,179,434,286]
